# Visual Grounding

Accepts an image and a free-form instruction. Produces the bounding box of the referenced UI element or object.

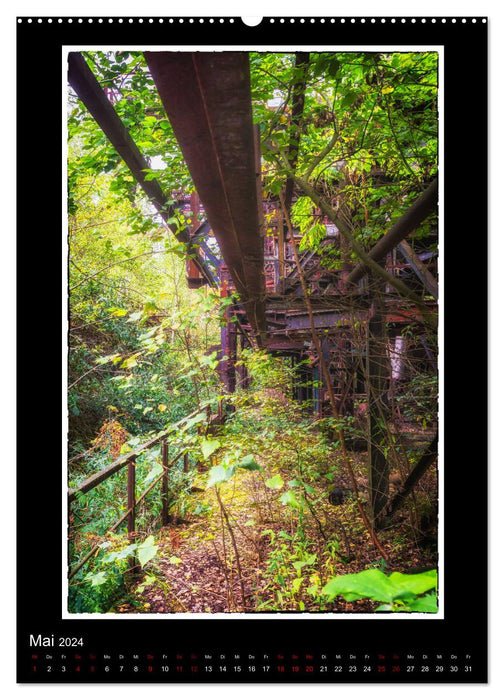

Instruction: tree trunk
[385,431,438,519]
[366,283,390,525]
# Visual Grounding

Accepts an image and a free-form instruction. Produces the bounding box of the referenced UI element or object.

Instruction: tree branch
[384,431,438,519]
[70,250,165,291]
[345,178,438,287]
[303,127,339,182]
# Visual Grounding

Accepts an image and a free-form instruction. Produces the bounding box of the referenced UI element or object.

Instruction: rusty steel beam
[397,239,439,300]
[345,178,438,287]
[67,52,215,287]
[144,51,266,339]
[284,309,369,331]
[265,292,372,311]
[264,340,306,352]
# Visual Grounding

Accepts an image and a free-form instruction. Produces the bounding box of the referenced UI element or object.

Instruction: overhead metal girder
[144,51,267,339]
[190,220,222,268]
[284,310,369,332]
[397,240,439,300]
[265,292,372,311]
[67,52,216,287]
[264,340,307,352]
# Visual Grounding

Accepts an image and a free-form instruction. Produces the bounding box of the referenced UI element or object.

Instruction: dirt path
[129,422,438,614]
[135,469,272,613]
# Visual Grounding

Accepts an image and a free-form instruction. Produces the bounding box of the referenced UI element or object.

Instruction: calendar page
[16,13,488,684]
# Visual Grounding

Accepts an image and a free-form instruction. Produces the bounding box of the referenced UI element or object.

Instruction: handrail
[68,401,225,580]
[69,449,184,579]
[67,404,209,503]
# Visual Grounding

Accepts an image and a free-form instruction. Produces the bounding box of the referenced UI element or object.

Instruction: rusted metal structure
[68,51,438,520]
[144,51,267,342]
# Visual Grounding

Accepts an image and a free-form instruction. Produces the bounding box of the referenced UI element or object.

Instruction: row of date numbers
[35,664,474,674]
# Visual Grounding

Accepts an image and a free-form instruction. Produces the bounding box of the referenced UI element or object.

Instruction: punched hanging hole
[241,16,263,27]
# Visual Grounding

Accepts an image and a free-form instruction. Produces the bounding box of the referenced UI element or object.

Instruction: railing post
[127,460,139,573]
[161,440,169,526]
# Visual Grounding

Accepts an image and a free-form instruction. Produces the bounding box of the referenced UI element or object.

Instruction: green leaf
[265,474,284,490]
[108,307,127,317]
[143,301,157,314]
[322,569,438,604]
[181,411,207,431]
[95,353,121,365]
[143,462,164,484]
[168,556,183,565]
[201,438,221,460]
[84,571,108,587]
[292,554,317,571]
[121,356,139,369]
[236,454,261,471]
[406,593,438,612]
[280,490,301,509]
[206,465,230,488]
[326,58,340,78]
[136,574,157,593]
[102,544,137,563]
[200,351,219,367]
[292,577,303,594]
[137,536,158,568]
[341,90,359,108]
[322,569,398,603]
[387,570,438,596]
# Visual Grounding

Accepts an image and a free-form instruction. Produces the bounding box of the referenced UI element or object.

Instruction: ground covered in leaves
[118,391,437,615]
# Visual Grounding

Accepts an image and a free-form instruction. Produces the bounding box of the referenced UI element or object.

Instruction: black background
[16,15,488,684]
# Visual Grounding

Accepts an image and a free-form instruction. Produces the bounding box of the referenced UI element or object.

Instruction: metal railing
[68,403,221,579]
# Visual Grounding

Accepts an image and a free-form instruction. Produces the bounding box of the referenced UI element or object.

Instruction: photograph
[66,48,439,616]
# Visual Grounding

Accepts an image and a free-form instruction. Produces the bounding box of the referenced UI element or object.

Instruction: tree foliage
[252,51,437,262]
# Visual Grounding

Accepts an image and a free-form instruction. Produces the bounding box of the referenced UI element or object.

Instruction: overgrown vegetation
[67,49,438,614]
[68,356,437,613]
